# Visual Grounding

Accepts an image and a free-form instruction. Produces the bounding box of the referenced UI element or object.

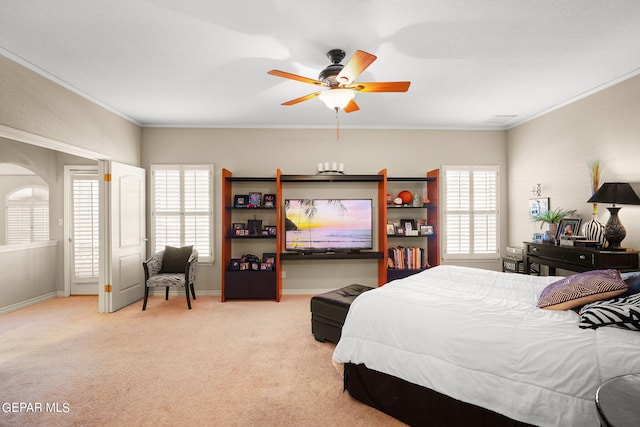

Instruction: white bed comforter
[332,265,640,427]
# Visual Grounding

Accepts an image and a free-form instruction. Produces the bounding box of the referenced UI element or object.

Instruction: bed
[332,265,640,426]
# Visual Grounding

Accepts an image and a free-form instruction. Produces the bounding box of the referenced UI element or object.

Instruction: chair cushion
[146,273,186,288]
[159,245,193,273]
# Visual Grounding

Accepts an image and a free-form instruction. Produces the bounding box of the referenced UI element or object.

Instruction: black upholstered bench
[310,284,375,344]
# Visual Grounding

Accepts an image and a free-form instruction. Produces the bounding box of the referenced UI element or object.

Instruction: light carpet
[0,295,404,426]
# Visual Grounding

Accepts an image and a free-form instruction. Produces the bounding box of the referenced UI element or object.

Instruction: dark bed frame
[344,363,534,427]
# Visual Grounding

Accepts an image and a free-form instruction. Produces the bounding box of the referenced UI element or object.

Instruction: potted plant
[531,207,576,242]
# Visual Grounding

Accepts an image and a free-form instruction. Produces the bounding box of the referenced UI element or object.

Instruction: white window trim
[442,165,500,261]
[150,164,214,263]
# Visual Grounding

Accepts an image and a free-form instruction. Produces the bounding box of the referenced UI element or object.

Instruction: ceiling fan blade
[351,81,411,92]
[343,99,360,113]
[336,50,377,86]
[268,70,323,86]
[281,92,322,106]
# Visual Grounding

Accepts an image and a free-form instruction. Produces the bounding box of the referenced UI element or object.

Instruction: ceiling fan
[267,49,411,113]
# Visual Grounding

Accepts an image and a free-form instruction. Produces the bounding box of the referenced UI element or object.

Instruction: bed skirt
[343,363,534,427]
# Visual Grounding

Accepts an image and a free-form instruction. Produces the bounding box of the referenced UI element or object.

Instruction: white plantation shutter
[444,166,499,259]
[72,176,99,279]
[6,186,49,244]
[152,165,213,261]
[473,170,498,254]
[7,204,31,243]
[32,202,50,241]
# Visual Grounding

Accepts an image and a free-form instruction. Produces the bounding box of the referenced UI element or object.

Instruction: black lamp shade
[587,182,640,205]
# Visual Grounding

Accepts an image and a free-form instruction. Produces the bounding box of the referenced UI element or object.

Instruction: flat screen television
[284,199,373,253]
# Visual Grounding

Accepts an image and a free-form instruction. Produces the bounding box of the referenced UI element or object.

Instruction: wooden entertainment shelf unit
[220,168,440,301]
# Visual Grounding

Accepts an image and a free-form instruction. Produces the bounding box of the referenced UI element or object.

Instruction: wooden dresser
[523,241,639,275]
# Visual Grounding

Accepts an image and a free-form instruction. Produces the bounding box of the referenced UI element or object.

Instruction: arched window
[6,186,49,244]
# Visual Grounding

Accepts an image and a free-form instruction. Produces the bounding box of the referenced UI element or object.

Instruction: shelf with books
[380,169,440,284]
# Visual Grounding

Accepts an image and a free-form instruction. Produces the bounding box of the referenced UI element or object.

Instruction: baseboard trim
[149,289,336,297]
[282,289,336,295]
[0,291,58,315]
[1,288,359,313]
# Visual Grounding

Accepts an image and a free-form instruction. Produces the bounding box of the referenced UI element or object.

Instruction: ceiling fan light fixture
[319,89,354,110]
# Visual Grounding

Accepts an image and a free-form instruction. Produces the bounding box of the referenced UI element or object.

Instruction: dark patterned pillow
[621,271,640,296]
[159,245,193,273]
[579,293,640,330]
[537,269,628,310]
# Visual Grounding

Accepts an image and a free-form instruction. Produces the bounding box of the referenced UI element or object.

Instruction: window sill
[0,240,58,253]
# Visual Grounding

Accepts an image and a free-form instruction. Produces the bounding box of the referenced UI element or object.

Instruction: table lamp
[587,182,640,250]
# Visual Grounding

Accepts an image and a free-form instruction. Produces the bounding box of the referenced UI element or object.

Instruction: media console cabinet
[221,168,440,301]
[523,241,639,275]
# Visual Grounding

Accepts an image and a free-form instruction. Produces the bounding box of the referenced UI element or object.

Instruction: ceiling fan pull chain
[335,107,340,141]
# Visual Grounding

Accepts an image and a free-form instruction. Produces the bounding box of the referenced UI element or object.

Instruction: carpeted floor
[0,295,405,427]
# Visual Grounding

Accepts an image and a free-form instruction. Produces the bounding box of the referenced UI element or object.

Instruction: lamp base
[603,206,627,250]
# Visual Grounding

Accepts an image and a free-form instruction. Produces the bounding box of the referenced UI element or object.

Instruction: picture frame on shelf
[250,262,260,271]
[248,192,262,207]
[232,223,245,236]
[260,262,272,271]
[234,195,248,208]
[239,262,250,271]
[229,259,241,270]
[247,219,263,236]
[529,197,550,219]
[386,223,396,236]
[401,219,416,232]
[424,225,434,236]
[264,225,277,236]
[262,252,276,268]
[263,194,276,208]
[556,218,582,239]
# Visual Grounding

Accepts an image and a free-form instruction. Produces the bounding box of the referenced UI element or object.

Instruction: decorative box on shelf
[505,246,524,260]
[559,235,587,247]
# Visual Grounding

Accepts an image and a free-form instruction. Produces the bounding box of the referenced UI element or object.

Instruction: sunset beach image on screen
[284,199,373,251]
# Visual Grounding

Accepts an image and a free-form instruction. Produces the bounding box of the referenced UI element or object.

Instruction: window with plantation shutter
[151,165,213,262]
[443,166,499,259]
[6,186,49,244]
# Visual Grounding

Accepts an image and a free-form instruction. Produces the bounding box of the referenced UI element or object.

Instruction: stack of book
[388,246,426,270]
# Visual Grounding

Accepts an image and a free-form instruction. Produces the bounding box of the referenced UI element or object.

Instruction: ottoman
[310,284,374,344]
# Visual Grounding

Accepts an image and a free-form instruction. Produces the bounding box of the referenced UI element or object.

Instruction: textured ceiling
[2,0,640,130]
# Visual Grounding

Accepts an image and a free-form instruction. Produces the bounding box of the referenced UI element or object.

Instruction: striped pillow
[537,269,628,310]
[579,293,640,330]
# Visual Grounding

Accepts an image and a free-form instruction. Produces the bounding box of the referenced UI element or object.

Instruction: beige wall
[0,54,141,312]
[142,127,508,292]
[507,74,640,253]
[0,54,141,164]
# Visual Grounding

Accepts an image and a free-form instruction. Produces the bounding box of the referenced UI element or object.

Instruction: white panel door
[100,161,146,312]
